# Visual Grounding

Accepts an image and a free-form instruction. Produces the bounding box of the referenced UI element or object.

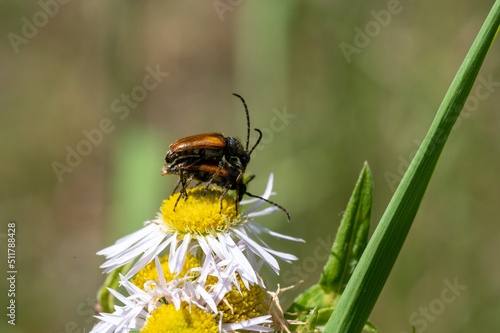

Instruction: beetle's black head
[225,137,249,168]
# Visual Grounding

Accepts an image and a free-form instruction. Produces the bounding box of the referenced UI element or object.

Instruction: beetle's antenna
[245,192,291,222]
[248,128,263,156]
[232,93,250,151]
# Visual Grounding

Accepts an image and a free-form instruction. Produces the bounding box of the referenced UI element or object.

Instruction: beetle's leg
[219,188,229,214]
[204,161,224,196]
[173,174,194,209]
[179,158,202,169]
[218,189,241,215]
[232,171,246,214]
[176,158,202,199]
[183,174,194,201]
[233,191,239,214]
[173,158,201,195]
[180,169,188,196]
[180,171,195,199]
[174,170,187,211]
[172,178,181,195]
[173,191,183,211]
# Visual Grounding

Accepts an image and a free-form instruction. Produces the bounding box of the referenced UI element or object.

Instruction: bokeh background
[1,1,499,332]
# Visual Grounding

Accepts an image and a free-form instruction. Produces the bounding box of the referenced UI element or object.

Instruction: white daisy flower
[97,173,304,289]
[92,255,282,333]
[92,256,219,333]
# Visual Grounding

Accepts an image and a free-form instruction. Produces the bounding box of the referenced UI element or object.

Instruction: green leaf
[308,308,379,333]
[287,163,375,331]
[96,262,132,313]
[287,284,337,316]
[319,162,372,294]
[325,2,500,332]
[363,320,381,333]
[307,307,319,332]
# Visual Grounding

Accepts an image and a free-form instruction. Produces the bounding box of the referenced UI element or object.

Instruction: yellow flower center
[161,187,240,235]
[141,303,219,333]
[132,253,200,290]
[207,275,268,323]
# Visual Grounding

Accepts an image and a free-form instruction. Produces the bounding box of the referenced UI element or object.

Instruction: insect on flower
[162,94,290,221]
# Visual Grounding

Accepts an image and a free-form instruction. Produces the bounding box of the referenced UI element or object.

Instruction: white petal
[232,227,280,274]
[247,206,278,217]
[264,247,299,263]
[124,236,172,279]
[221,235,260,287]
[168,233,191,275]
[246,221,305,242]
[99,225,170,273]
[97,223,159,257]
[155,256,166,285]
[221,315,273,332]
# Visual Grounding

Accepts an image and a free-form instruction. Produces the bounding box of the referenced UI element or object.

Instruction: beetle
[163,129,260,198]
[162,94,290,221]
[163,94,262,198]
[164,161,291,222]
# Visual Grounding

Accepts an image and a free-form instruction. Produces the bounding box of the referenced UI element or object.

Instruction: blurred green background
[1,1,499,332]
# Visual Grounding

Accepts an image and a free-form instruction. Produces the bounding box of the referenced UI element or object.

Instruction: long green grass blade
[325,2,500,332]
